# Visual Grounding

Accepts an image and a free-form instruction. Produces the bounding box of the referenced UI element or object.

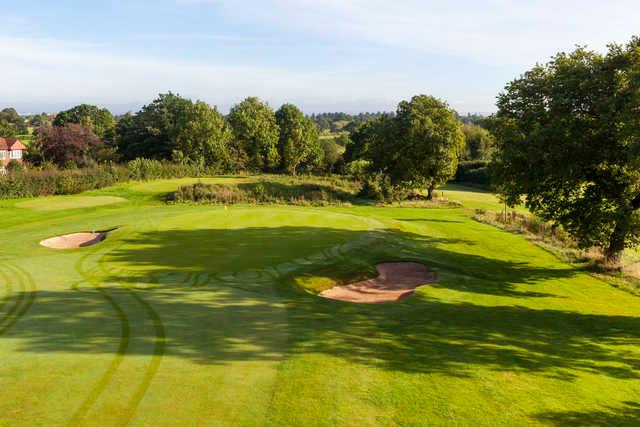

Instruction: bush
[171,178,358,206]
[6,160,25,173]
[454,160,491,187]
[0,164,128,199]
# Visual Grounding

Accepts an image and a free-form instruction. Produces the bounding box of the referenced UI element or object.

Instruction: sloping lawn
[0,178,638,425]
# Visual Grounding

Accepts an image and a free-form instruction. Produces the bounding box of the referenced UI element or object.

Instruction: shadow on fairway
[2,226,640,386]
[533,401,640,426]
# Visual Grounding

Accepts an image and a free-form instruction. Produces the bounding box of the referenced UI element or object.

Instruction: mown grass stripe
[66,252,131,427]
[0,264,36,336]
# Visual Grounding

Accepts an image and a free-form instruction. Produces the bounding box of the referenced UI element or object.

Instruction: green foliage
[275,104,321,174]
[454,160,491,187]
[5,160,26,173]
[227,97,280,171]
[116,93,195,161]
[0,164,127,198]
[171,177,357,206]
[0,107,27,134]
[53,104,116,141]
[319,139,342,173]
[347,95,464,199]
[174,101,235,171]
[490,37,640,261]
[460,124,494,160]
[0,119,17,138]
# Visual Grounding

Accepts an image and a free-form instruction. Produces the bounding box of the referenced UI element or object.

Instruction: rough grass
[0,178,639,425]
[15,195,127,211]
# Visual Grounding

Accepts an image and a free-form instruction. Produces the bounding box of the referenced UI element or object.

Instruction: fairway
[1,178,639,426]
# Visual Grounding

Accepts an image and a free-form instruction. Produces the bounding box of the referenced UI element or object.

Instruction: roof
[0,137,26,150]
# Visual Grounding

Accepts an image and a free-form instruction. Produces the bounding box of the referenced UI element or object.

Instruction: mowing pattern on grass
[0,263,36,336]
[1,180,640,425]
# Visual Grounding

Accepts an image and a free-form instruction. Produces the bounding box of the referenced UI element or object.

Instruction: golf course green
[1,178,639,426]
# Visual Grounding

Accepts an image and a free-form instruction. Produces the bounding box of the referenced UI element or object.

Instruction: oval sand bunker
[40,232,107,249]
[320,262,435,304]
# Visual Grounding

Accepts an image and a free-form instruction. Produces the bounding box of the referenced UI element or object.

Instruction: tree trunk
[605,223,626,266]
[426,180,436,201]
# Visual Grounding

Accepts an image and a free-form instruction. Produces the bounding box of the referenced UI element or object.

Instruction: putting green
[16,195,127,211]
[1,178,639,426]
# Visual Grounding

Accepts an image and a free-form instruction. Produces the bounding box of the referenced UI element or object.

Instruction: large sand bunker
[40,232,107,249]
[320,262,435,304]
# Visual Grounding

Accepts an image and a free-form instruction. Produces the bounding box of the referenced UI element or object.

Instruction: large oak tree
[490,37,640,262]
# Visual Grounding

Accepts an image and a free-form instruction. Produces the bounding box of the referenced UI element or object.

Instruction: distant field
[0,177,638,425]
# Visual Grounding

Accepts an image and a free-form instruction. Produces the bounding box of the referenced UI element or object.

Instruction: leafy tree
[174,101,235,170]
[0,120,17,138]
[347,96,463,199]
[29,113,53,128]
[228,97,280,171]
[460,124,494,160]
[0,108,27,134]
[489,37,640,262]
[388,95,464,199]
[53,104,116,141]
[275,104,321,174]
[37,124,103,167]
[116,93,194,161]
[320,139,342,173]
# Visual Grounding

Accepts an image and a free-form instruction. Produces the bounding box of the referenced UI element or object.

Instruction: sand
[40,232,107,249]
[319,262,435,304]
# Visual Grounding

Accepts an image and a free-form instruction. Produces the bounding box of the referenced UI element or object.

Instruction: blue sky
[1,0,639,114]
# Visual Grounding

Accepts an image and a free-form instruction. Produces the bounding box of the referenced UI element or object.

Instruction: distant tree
[0,108,27,134]
[320,139,342,173]
[54,104,116,142]
[38,124,103,167]
[116,93,194,161]
[346,96,463,199]
[29,113,53,128]
[174,101,235,170]
[387,95,464,199]
[460,124,494,160]
[0,120,17,138]
[334,133,351,147]
[490,37,640,263]
[228,97,280,171]
[275,103,321,174]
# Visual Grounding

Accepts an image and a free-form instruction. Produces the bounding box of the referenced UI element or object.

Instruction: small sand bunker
[40,232,107,249]
[320,262,435,304]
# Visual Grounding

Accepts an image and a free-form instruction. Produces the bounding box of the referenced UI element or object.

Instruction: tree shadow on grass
[2,225,639,383]
[533,401,640,426]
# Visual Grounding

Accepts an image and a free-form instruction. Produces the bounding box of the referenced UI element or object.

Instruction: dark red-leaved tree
[38,124,103,167]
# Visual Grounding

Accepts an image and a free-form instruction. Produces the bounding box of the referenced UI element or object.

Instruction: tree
[116,93,194,161]
[227,97,280,171]
[460,124,494,160]
[0,108,27,134]
[53,104,116,142]
[390,95,464,199]
[320,139,342,173]
[0,120,17,138]
[489,37,640,262]
[347,96,463,199]
[275,104,321,174]
[37,124,103,167]
[174,101,234,170]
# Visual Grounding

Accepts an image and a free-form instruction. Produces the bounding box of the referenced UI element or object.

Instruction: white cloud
[0,36,425,113]
[184,0,640,67]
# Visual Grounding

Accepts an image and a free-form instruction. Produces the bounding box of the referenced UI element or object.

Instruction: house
[0,137,26,171]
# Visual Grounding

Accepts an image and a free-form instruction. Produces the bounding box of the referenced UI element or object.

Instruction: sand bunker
[320,262,435,304]
[40,232,107,249]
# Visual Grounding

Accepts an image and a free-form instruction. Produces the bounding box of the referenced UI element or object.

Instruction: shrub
[454,160,491,187]
[171,178,357,206]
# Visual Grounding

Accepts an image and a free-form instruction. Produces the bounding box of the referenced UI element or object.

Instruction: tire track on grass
[0,264,36,336]
[0,268,14,312]
[96,244,166,425]
[67,251,131,427]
